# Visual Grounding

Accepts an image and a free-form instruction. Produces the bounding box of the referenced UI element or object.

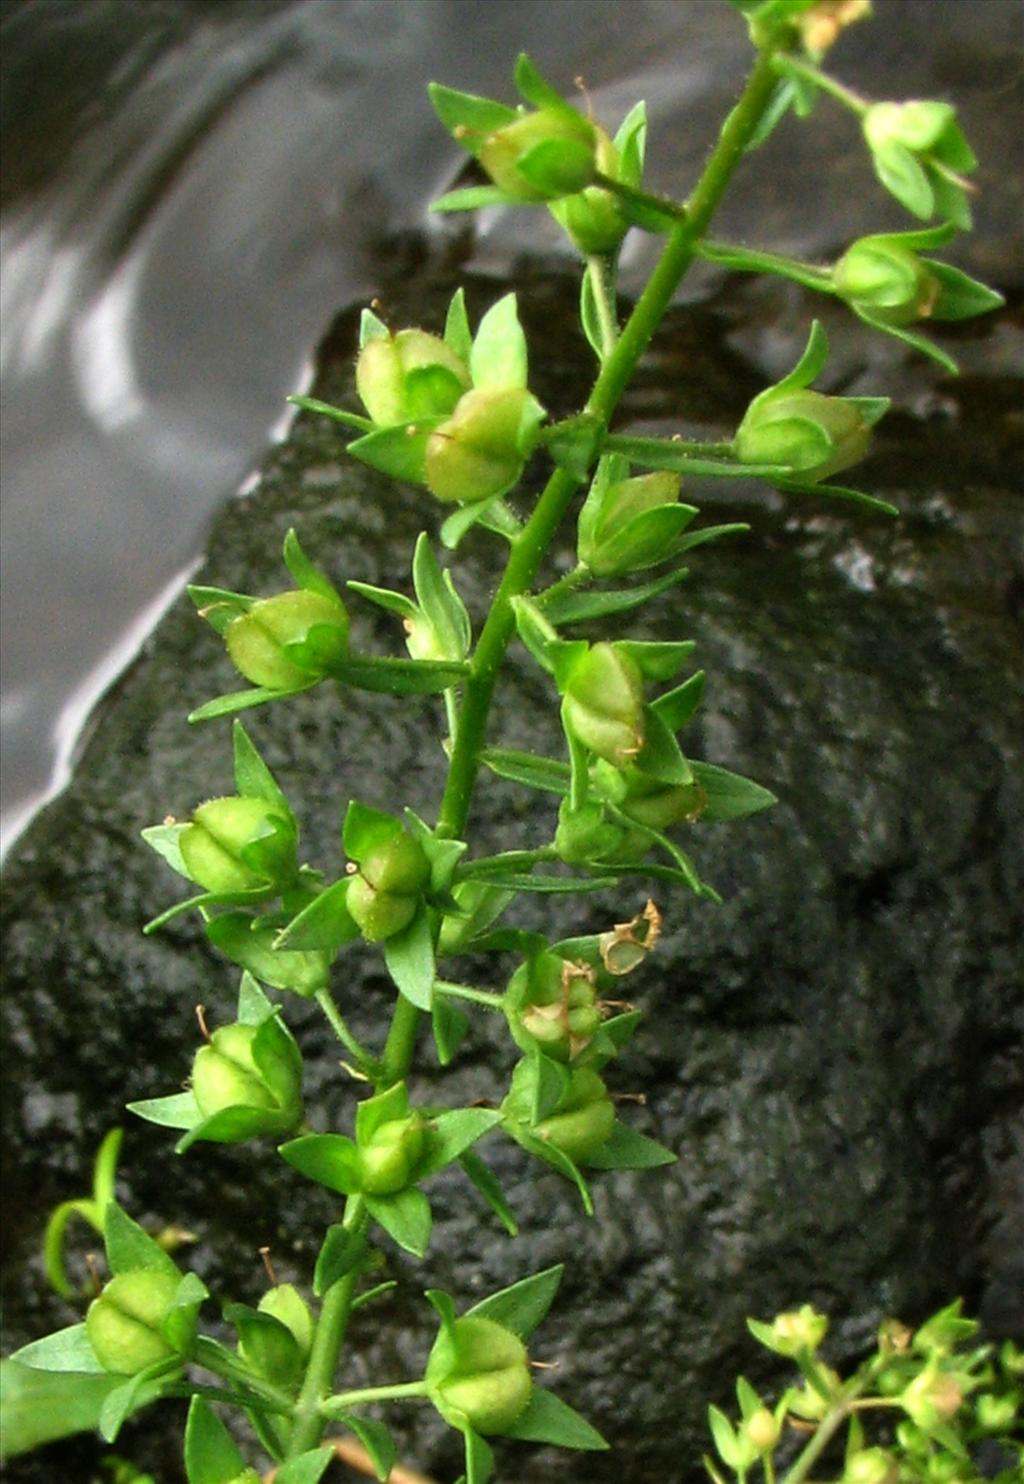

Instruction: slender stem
[764,1453,777,1484]
[594,171,687,227]
[780,1403,850,1484]
[779,55,868,116]
[380,992,423,1087]
[314,987,377,1072]
[604,433,737,459]
[321,1379,430,1416]
[286,1195,367,1458]
[698,239,837,294]
[585,254,620,358]
[435,980,505,1009]
[535,563,591,608]
[459,846,559,878]
[192,1336,294,1414]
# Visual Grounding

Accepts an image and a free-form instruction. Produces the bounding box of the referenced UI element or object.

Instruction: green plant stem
[314,987,377,1072]
[192,1336,294,1414]
[535,563,591,608]
[698,239,836,294]
[435,980,505,1009]
[459,846,560,878]
[321,1379,430,1416]
[286,1195,367,1458]
[778,55,868,116]
[585,254,620,357]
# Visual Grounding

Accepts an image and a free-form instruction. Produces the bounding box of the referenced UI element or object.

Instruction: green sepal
[98,1361,178,1444]
[418,1108,504,1178]
[347,419,443,482]
[502,1388,608,1450]
[466,1264,563,1341]
[579,269,605,360]
[440,495,520,550]
[141,822,192,879]
[336,1416,396,1483]
[515,1128,594,1214]
[286,394,374,433]
[633,707,694,786]
[513,52,575,118]
[412,533,472,659]
[462,1425,495,1484]
[232,722,291,814]
[444,287,473,362]
[436,880,516,955]
[404,810,468,895]
[356,1081,410,1147]
[777,319,830,392]
[458,1152,519,1236]
[872,141,934,219]
[359,307,390,346]
[275,877,359,952]
[313,1225,369,1297]
[280,528,340,601]
[188,683,316,724]
[383,904,435,1009]
[432,996,470,1066]
[526,1053,571,1124]
[205,913,330,996]
[469,293,528,391]
[431,185,520,214]
[544,413,603,479]
[365,1187,433,1257]
[223,1303,303,1391]
[278,1133,362,1196]
[480,746,570,795]
[104,1203,179,1281]
[927,261,1005,321]
[690,761,777,821]
[853,309,960,375]
[10,1323,106,1374]
[614,99,647,185]
[328,654,470,696]
[615,639,696,682]
[274,1450,336,1484]
[585,1121,676,1170]
[542,566,692,626]
[188,584,254,635]
[651,670,706,732]
[184,1394,249,1484]
[127,1091,201,1131]
[347,580,418,620]
[427,82,517,144]
[175,1104,290,1156]
[510,594,561,674]
[343,800,402,859]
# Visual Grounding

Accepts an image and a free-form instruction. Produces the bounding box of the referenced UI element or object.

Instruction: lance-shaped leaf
[585,1120,677,1170]
[313,1226,370,1297]
[651,670,706,732]
[0,1359,127,1459]
[418,1108,504,1178]
[104,1203,179,1280]
[336,1416,397,1483]
[275,876,360,952]
[232,721,290,813]
[343,799,402,859]
[128,1090,201,1132]
[205,913,330,996]
[772,477,898,516]
[346,419,443,483]
[632,706,694,787]
[445,287,473,361]
[365,1186,433,1257]
[328,654,470,696]
[10,1324,106,1375]
[459,1151,519,1236]
[383,905,435,1009]
[412,533,472,659]
[689,761,777,822]
[188,682,316,724]
[99,1357,181,1443]
[432,996,470,1066]
[470,293,528,391]
[462,1425,495,1484]
[141,822,191,878]
[274,1450,336,1484]
[480,746,570,795]
[279,1133,362,1196]
[282,527,344,604]
[465,1265,564,1341]
[440,494,521,550]
[615,639,696,682]
[428,82,517,143]
[541,566,691,625]
[287,394,374,433]
[184,1395,250,1484]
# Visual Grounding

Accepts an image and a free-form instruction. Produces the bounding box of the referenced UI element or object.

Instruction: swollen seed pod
[479,108,598,202]
[225,590,349,691]
[834,237,938,326]
[425,387,543,504]
[355,329,470,427]
[257,1283,313,1359]
[548,126,627,254]
[554,799,633,867]
[190,1022,302,1134]
[901,1366,965,1431]
[535,1067,615,1162]
[357,1113,426,1195]
[86,1269,186,1375]
[179,796,297,895]
[427,1315,533,1435]
[735,388,873,483]
[347,831,431,942]
[562,642,645,767]
[577,470,682,577]
[507,950,601,1062]
[863,100,958,156]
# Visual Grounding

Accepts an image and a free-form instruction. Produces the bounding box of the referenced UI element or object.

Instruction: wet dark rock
[2,250,1022,1484]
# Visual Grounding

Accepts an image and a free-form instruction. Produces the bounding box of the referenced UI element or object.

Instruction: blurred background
[1,0,1020,856]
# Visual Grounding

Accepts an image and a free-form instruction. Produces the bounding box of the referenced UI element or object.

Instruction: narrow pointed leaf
[105,1203,179,1279]
[778,319,830,391]
[444,287,473,361]
[232,722,290,811]
[189,685,313,723]
[99,1363,173,1443]
[346,421,440,483]
[343,800,402,859]
[651,670,706,732]
[463,1426,494,1484]
[184,1395,248,1484]
[365,1188,432,1257]
[359,307,389,346]
[127,1091,201,1131]
[347,580,418,619]
[10,1324,105,1375]
[427,82,517,143]
[274,1450,336,1484]
[276,877,359,951]
[470,293,527,391]
[514,52,574,117]
[773,478,898,516]
[585,1121,677,1170]
[282,528,343,603]
[0,1360,123,1458]
[431,185,519,214]
[432,997,470,1065]
[356,1081,410,1147]
[278,1134,361,1196]
[633,707,693,786]
[419,1108,503,1177]
[338,1416,396,1483]
[141,823,191,878]
[383,906,435,1010]
[855,311,959,375]
[689,762,777,821]
[313,1226,369,1297]
[543,567,691,625]
[459,1151,518,1235]
[927,261,1005,321]
[287,394,374,432]
[466,1264,563,1340]
[329,654,469,695]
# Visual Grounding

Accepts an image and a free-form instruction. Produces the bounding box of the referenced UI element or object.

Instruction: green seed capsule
[554,799,634,866]
[427,1315,533,1435]
[577,470,682,577]
[425,387,542,504]
[86,1268,185,1375]
[479,108,597,202]
[548,126,626,254]
[347,832,431,942]
[735,388,873,483]
[179,796,297,894]
[357,1113,425,1194]
[834,238,937,326]
[257,1283,313,1359]
[356,329,470,427]
[507,950,601,1062]
[535,1067,615,1162]
[225,590,349,691]
[562,642,645,767]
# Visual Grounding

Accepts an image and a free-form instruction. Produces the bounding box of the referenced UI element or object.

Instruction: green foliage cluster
[3,3,1010,1482]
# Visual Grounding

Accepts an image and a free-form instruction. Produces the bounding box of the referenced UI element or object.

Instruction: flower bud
[225,590,349,692]
[863,101,957,157]
[744,1407,780,1452]
[191,1022,302,1131]
[736,387,874,483]
[179,796,297,894]
[975,1392,1018,1433]
[548,126,627,254]
[901,1365,965,1431]
[843,1448,899,1484]
[257,1283,313,1359]
[506,951,602,1062]
[425,387,543,504]
[357,1112,426,1194]
[834,237,938,326]
[427,1314,533,1435]
[535,1067,615,1162]
[769,1306,829,1356]
[577,470,683,577]
[356,329,470,427]
[562,642,645,767]
[554,799,634,866]
[347,831,431,942]
[786,1367,843,1421]
[86,1268,190,1375]
[479,108,598,202]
